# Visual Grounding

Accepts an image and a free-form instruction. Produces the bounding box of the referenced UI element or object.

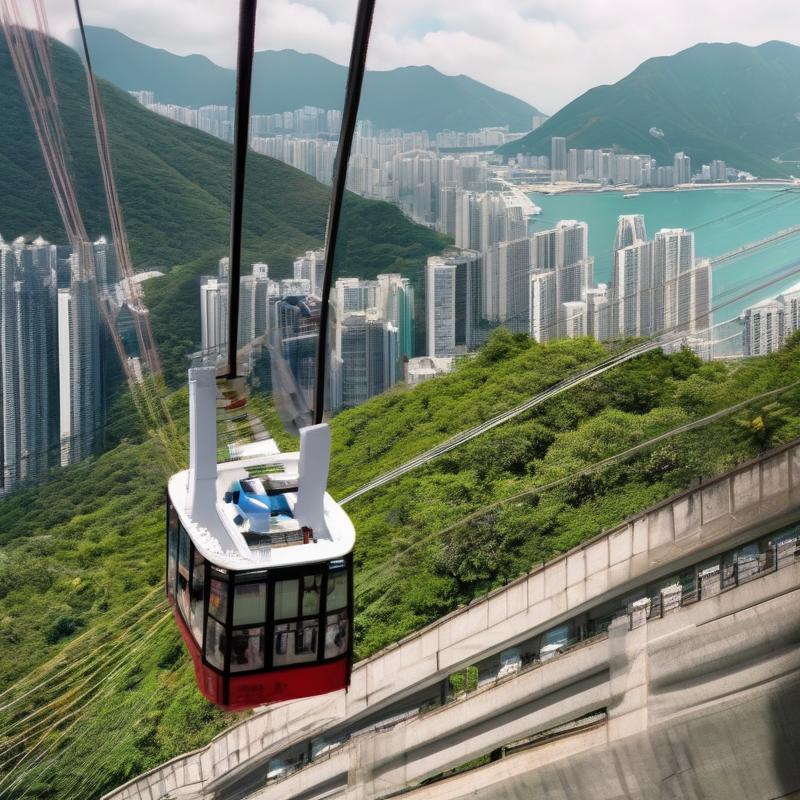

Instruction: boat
[623,192,640,199]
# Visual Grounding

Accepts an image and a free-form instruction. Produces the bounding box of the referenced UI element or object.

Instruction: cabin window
[326,570,348,612]
[273,620,318,666]
[177,527,190,622]
[209,578,228,623]
[234,582,267,626]
[325,612,348,659]
[205,617,226,670]
[167,511,178,598]
[274,579,299,620]
[301,574,321,616]
[273,622,295,666]
[230,627,265,672]
[190,550,206,644]
[295,620,318,661]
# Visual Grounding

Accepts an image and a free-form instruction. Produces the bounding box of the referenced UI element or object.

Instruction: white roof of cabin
[168,448,355,571]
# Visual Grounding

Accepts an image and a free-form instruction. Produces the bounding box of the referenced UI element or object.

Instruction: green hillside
[499,41,800,177]
[80,26,542,133]
[0,34,448,383]
[1,331,799,798]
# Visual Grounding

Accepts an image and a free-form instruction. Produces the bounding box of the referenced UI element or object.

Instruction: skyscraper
[652,228,696,333]
[612,240,653,337]
[613,215,647,251]
[529,270,557,343]
[585,285,611,341]
[742,299,785,356]
[58,242,103,467]
[426,257,456,357]
[426,251,482,356]
[14,239,55,481]
[338,314,399,408]
[673,152,692,185]
[377,273,415,360]
[200,277,228,355]
[93,236,118,290]
[550,137,567,181]
[0,237,19,492]
[293,249,325,296]
[531,220,592,337]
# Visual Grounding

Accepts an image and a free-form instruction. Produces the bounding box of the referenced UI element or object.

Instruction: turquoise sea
[528,188,800,320]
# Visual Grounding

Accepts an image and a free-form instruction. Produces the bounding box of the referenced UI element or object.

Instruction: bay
[528,188,800,321]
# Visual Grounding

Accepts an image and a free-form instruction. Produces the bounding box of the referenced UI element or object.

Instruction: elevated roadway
[103,440,800,800]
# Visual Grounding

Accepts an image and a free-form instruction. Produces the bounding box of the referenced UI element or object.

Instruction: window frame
[175,551,353,677]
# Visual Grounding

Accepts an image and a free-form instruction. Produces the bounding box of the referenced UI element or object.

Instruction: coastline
[515,180,797,196]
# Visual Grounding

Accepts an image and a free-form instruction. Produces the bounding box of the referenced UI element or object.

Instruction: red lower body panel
[171,604,349,711]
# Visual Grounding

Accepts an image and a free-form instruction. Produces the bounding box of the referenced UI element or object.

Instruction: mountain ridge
[77,26,542,133]
[0,34,448,384]
[499,40,800,177]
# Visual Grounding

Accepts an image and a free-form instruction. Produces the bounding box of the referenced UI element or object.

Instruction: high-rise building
[273,294,321,407]
[200,277,228,355]
[612,240,653,337]
[561,300,587,338]
[550,137,567,181]
[426,251,482,356]
[529,270,557,343]
[337,314,399,408]
[781,281,800,336]
[377,274,415,360]
[742,299,785,356]
[293,249,325,296]
[710,160,727,182]
[14,239,55,481]
[0,237,19,493]
[673,152,692,185]
[652,228,696,333]
[483,238,533,333]
[438,186,457,238]
[93,236,117,290]
[58,242,103,467]
[531,220,592,336]
[613,215,647,251]
[585,285,611,341]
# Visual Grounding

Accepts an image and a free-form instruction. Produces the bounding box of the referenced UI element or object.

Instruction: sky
[44,0,800,115]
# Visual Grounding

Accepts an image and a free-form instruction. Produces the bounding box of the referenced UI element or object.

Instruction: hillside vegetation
[0,34,448,384]
[500,41,800,177]
[1,332,799,797]
[81,26,542,133]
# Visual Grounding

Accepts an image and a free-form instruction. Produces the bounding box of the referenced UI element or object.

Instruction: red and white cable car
[166,368,354,710]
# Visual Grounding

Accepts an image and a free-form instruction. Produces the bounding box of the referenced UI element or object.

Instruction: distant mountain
[499,41,800,177]
[79,26,542,133]
[0,35,447,384]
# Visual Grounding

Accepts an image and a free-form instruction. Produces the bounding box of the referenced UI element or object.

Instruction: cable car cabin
[166,368,354,710]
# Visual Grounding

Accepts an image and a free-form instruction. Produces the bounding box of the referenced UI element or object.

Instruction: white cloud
[44,0,800,115]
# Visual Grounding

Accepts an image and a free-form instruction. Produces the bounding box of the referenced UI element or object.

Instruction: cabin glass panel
[167,509,178,598]
[190,550,206,643]
[234,581,267,626]
[205,617,226,670]
[327,570,348,611]
[274,579,299,620]
[301,574,322,616]
[325,611,348,658]
[209,577,228,623]
[177,526,190,621]
[230,627,265,672]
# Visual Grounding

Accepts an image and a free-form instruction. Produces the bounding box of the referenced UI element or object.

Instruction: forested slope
[1,332,799,797]
[0,34,448,384]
